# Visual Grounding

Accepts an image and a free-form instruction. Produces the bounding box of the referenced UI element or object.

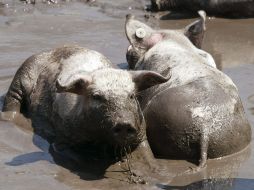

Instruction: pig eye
[130,94,135,99]
[92,93,104,101]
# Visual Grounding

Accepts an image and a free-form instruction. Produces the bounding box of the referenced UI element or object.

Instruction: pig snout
[111,121,137,144]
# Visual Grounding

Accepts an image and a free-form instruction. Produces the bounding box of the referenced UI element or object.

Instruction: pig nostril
[127,127,136,135]
[112,124,137,137]
[113,127,121,134]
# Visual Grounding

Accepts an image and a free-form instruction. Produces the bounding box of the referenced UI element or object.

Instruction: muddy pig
[2,45,169,162]
[125,13,251,171]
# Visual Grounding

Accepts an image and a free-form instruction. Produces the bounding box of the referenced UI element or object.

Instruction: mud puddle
[0,1,254,189]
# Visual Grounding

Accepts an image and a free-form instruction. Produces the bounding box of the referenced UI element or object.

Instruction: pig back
[140,76,251,159]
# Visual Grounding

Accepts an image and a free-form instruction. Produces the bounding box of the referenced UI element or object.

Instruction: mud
[0,1,254,189]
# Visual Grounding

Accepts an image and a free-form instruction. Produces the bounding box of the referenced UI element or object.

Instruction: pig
[2,46,169,163]
[125,13,251,171]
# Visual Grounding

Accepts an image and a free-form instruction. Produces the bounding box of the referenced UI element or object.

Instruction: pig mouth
[113,136,139,148]
[111,138,140,161]
[110,126,143,147]
[110,125,145,152]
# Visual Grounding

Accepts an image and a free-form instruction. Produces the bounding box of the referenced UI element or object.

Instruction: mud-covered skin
[3,45,169,162]
[125,15,251,169]
[151,0,254,18]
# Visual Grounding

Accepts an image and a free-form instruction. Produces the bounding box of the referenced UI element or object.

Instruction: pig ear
[184,10,206,49]
[56,74,92,95]
[130,70,170,91]
[125,14,163,52]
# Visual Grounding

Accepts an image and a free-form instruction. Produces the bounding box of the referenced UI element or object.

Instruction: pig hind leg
[3,73,28,112]
[3,59,36,113]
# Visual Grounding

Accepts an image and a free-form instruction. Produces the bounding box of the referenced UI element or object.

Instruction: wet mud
[0,0,254,189]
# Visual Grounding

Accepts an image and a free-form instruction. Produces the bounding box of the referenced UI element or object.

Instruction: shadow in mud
[49,145,119,180]
[5,151,54,166]
[0,99,120,182]
[5,135,54,166]
[3,124,121,181]
[15,131,120,181]
[156,178,254,190]
[2,124,119,181]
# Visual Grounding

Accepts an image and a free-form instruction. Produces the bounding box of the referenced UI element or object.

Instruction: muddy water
[0,1,254,189]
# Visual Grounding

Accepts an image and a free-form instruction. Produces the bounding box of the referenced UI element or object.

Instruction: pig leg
[1,68,30,121]
[3,58,36,113]
[128,139,173,183]
[3,75,25,112]
[132,140,157,169]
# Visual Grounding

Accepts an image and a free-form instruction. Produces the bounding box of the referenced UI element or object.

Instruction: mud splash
[0,1,254,189]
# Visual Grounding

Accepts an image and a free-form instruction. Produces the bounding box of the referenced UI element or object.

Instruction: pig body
[3,45,169,156]
[125,14,251,169]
